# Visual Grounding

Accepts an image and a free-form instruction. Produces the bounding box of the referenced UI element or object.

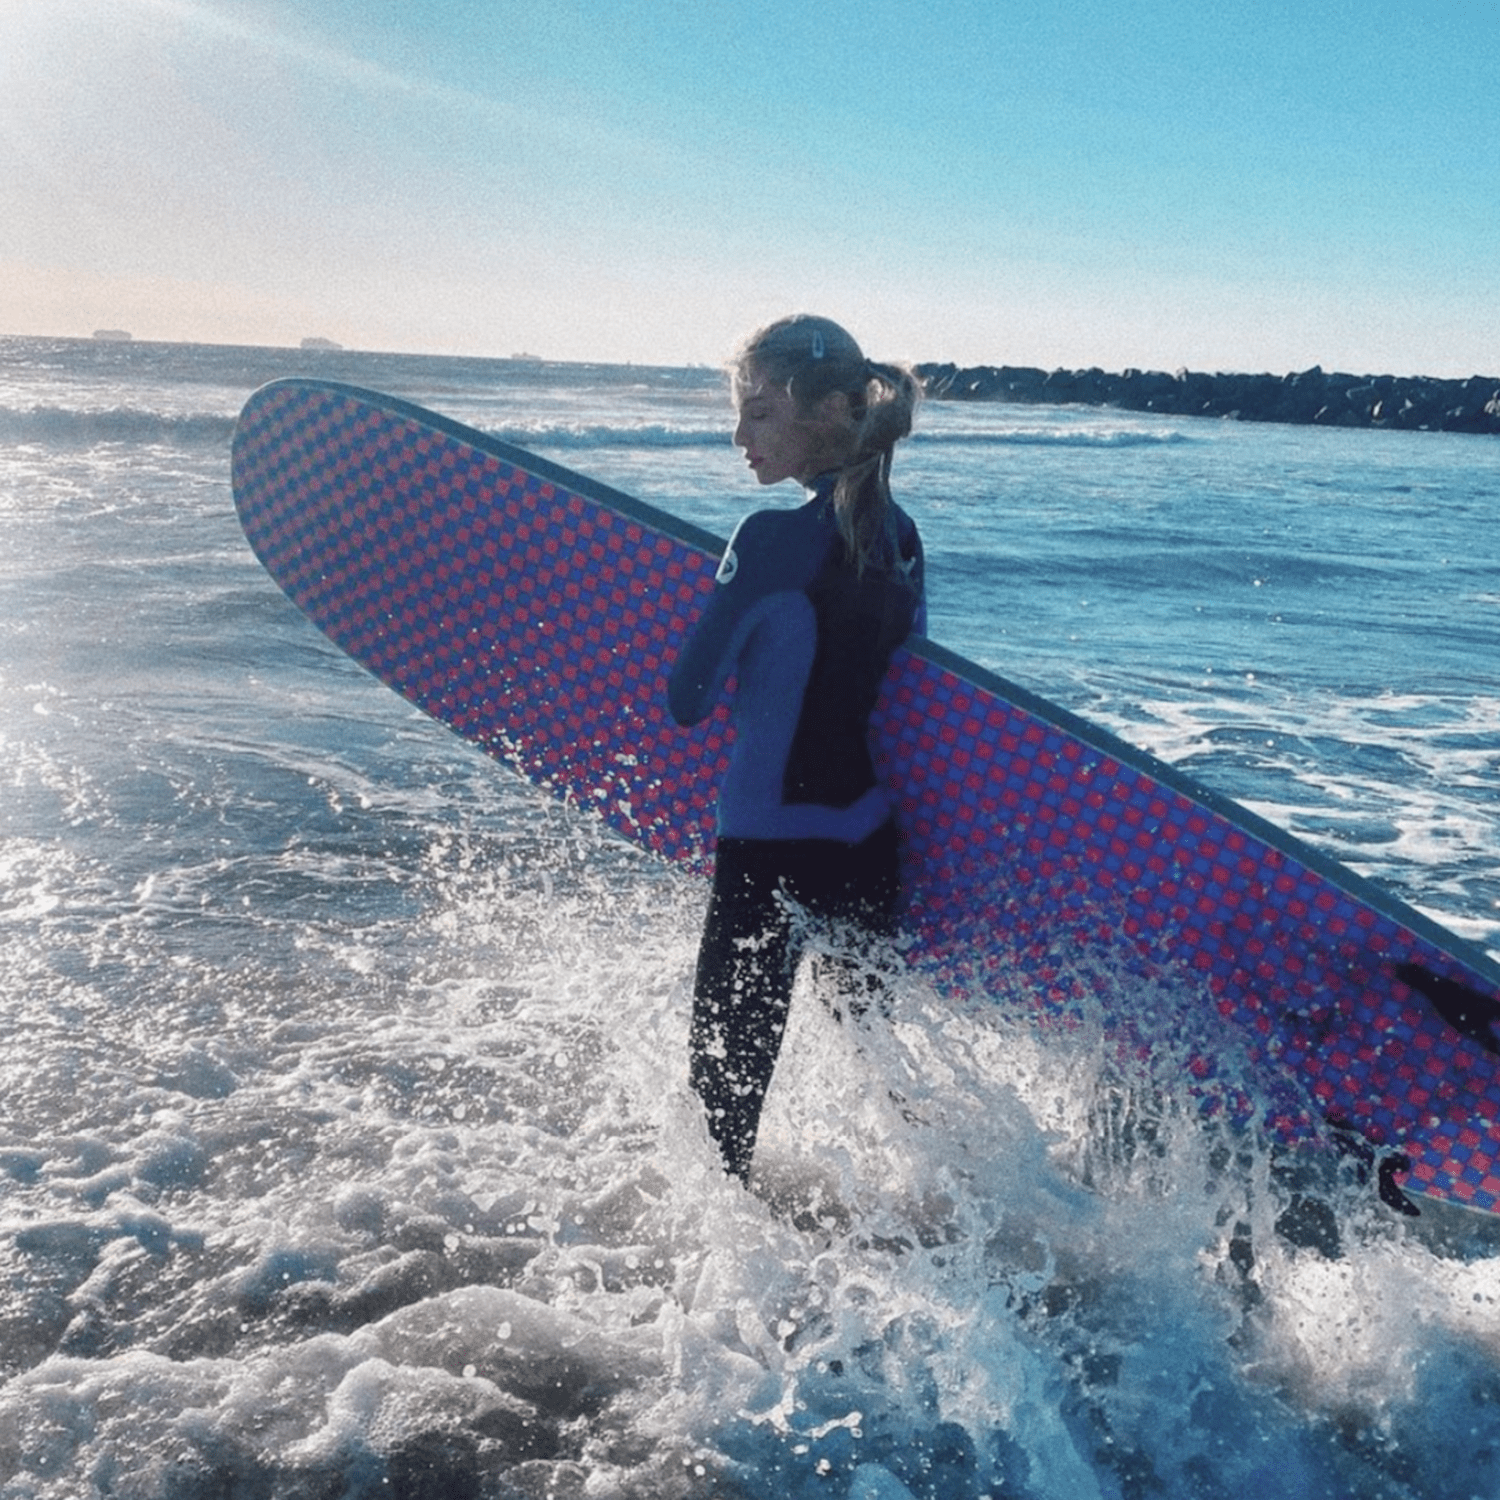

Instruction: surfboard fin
[1376,1153,1420,1217]
[1397,962,1500,1057]
[1329,1119,1421,1217]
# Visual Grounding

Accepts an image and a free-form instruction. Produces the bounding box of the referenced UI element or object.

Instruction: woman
[667,314,926,1185]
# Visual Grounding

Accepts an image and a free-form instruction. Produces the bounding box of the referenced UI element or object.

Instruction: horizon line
[3,329,1497,389]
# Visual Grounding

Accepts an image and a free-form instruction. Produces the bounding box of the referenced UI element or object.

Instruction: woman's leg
[689,840,798,1184]
[688,823,902,1183]
[792,820,902,1023]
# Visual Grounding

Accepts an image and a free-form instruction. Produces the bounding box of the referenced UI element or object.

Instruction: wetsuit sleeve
[668,513,772,725]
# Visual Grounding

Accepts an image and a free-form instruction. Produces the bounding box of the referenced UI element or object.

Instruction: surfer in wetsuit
[667,314,926,1185]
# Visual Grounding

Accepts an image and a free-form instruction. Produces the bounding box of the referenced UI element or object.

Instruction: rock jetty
[916,362,1500,435]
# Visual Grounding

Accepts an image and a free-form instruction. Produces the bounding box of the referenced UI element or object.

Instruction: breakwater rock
[916,362,1500,434]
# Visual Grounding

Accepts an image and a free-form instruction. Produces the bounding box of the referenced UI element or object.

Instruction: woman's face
[733,375,848,487]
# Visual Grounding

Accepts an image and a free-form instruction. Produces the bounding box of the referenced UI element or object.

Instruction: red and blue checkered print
[233,380,1500,1216]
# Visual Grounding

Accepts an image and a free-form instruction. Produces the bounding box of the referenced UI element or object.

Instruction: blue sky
[3,0,1497,374]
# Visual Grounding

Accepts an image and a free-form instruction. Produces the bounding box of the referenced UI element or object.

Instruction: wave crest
[913,426,1190,449]
[0,405,237,448]
[0,405,1189,456]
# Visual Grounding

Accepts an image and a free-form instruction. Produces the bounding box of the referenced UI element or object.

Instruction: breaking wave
[0,405,238,449]
[0,404,1190,456]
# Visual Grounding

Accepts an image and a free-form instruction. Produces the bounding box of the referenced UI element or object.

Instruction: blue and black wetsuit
[668,477,925,1183]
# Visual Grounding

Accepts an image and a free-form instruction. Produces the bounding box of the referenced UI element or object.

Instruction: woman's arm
[668,514,760,725]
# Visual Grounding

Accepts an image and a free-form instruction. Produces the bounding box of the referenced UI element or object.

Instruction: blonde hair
[729,314,920,573]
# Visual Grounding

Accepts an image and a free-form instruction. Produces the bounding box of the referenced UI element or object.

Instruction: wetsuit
[668,477,925,1182]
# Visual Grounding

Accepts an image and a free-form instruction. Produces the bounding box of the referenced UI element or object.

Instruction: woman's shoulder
[728,506,783,541]
[717,502,830,591]
[743,497,827,533]
[728,501,829,554]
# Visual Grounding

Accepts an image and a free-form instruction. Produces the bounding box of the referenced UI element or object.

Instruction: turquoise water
[1,336,1498,1498]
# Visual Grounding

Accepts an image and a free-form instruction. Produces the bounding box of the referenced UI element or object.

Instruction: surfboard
[231,378,1500,1216]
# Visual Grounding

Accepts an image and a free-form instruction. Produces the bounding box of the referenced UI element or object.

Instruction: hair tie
[811,331,826,360]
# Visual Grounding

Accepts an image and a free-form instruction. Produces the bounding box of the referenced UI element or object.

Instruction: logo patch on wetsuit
[715,545,738,584]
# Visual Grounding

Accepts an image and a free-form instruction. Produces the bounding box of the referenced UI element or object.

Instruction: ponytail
[831,359,921,574]
[729,316,920,574]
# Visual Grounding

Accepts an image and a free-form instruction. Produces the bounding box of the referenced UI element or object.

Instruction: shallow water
[2,337,1499,1498]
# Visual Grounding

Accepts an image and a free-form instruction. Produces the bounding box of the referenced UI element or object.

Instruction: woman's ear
[813,389,852,429]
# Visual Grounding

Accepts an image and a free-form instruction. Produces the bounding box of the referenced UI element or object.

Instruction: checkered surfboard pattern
[232,379,1500,1214]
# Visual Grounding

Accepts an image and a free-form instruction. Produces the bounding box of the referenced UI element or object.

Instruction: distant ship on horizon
[92,329,132,342]
[300,337,343,351]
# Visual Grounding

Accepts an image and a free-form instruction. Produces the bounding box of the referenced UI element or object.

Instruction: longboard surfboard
[231,378,1500,1215]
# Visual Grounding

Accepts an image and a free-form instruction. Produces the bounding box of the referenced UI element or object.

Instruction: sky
[2,0,1498,376]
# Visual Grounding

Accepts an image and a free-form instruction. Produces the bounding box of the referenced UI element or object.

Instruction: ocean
[1,334,1498,1499]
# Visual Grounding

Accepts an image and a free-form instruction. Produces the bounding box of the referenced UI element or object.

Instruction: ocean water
[2,334,1499,1500]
